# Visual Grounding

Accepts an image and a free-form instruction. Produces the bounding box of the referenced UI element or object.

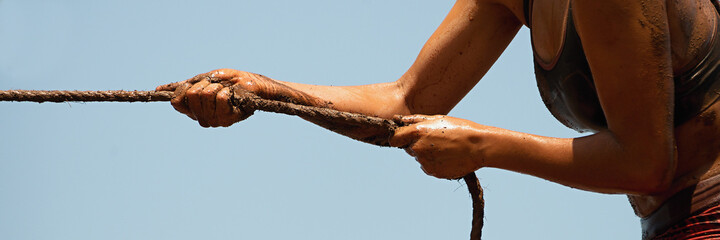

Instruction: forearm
[480,126,675,195]
[270,0,522,118]
[277,80,410,118]
[246,78,409,145]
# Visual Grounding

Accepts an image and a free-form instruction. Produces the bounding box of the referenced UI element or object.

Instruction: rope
[0,90,173,102]
[0,88,484,239]
[464,173,484,240]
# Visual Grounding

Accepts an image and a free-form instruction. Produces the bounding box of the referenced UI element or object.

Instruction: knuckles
[411,142,432,154]
[186,87,203,98]
[216,91,230,102]
[200,87,218,97]
[166,69,264,128]
[209,68,237,78]
[170,96,184,106]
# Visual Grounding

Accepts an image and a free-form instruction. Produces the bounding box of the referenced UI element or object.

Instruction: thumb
[156,81,183,91]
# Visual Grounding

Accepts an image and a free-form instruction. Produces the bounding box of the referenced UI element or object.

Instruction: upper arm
[397,0,523,115]
[572,0,676,184]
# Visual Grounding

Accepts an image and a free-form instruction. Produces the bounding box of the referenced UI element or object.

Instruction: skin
[157,0,720,218]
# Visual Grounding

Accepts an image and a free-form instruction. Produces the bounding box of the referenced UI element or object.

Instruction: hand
[156,69,274,127]
[389,115,486,179]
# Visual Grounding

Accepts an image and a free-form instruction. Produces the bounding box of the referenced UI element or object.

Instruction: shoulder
[477,0,529,26]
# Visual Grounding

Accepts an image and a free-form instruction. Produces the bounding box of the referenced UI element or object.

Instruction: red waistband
[642,174,720,239]
[651,202,720,239]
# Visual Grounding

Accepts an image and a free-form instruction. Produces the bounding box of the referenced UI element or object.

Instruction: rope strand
[0,90,173,103]
[0,89,484,239]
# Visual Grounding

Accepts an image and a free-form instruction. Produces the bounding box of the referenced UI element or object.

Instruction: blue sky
[0,0,639,239]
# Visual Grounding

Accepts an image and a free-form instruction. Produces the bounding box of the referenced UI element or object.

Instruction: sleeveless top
[521,1,720,238]
[523,0,720,133]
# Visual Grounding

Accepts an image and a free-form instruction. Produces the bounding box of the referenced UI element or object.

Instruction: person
[157,0,720,238]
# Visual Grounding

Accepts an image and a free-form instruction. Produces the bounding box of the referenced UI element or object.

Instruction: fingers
[156,81,182,91]
[171,81,243,127]
[389,125,419,148]
[419,164,435,178]
[186,80,211,127]
[397,138,445,179]
[197,69,243,87]
[206,68,234,81]
[392,114,476,179]
[161,73,212,118]
[389,115,449,179]
[161,69,257,127]
[389,114,441,147]
[170,81,195,120]
[404,147,417,157]
[201,83,224,127]
[215,87,242,127]
[157,71,213,91]
[189,72,212,84]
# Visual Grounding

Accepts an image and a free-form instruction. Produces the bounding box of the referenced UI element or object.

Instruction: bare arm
[391,0,676,195]
[280,0,522,118]
[158,0,522,141]
[506,0,677,194]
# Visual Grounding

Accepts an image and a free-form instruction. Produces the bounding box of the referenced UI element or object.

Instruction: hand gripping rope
[0,89,485,239]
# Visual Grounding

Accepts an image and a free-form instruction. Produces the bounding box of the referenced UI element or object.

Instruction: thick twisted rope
[0,89,484,239]
[0,90,174,102]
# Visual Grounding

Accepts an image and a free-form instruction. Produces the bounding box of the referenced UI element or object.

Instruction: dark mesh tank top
[523,0,720,133]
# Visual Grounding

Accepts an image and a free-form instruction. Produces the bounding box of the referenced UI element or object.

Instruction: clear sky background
[0,0,640,239]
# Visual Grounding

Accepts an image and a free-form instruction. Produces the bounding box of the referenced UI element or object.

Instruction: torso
[518,0,720,217]
[528,0,717,74]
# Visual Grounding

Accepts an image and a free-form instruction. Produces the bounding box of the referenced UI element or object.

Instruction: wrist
[467,124,505,170]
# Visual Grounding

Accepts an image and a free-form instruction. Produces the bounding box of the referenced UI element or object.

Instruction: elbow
[392,76,455,115]
[631,172,673,195]
[626,153,676,195]
[385,79,414,115]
